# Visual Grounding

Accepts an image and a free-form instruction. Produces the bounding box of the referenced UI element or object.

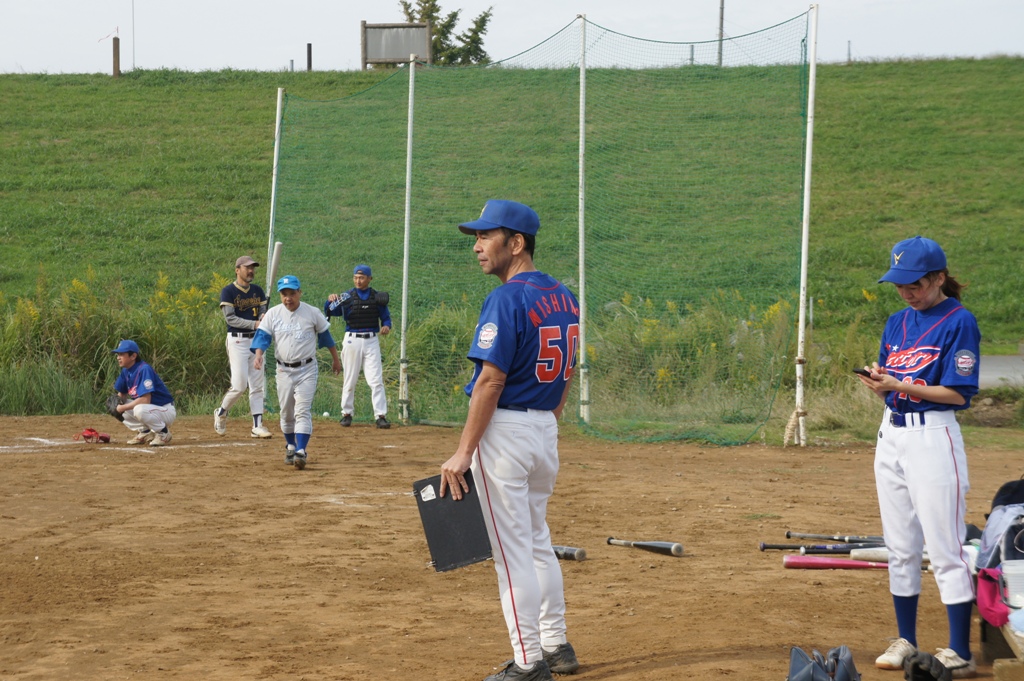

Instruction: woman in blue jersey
[856,236,981,678]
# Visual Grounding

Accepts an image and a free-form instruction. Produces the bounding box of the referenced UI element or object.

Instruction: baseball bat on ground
[759,542,883,552]
[268,241,283,286]
[785,531,884,543]
[783,555,889,570]
[607,537,683,557]
[552,545,587,561]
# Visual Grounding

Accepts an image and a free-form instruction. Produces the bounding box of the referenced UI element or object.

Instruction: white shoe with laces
[875,637,916,670]
[934,648,977,678]
[150,431,172,446]
[251,425,272,439]
[214,409,227,435]
[127,430,155,445]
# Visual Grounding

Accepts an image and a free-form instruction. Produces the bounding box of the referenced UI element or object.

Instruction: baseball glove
[106,394,126,422]
[903,651,951,681]
[375,290,389,307]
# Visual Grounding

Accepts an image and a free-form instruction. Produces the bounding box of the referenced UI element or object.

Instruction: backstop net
[269,13,811,443]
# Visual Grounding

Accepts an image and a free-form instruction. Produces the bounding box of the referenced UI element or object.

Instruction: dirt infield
[2,416,1021,680]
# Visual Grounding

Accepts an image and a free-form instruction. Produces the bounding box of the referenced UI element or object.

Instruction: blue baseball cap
[459,200,540,236]
[878,236,947,285]
[353,264,372,277]
[112,339,140,354]
[277,275,301,291]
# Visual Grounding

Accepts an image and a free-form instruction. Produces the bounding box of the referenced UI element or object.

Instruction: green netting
[269,14,810,442]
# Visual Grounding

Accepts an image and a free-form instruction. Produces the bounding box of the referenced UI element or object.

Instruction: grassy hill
[0,60,1021,429]
[1,60,1021,348]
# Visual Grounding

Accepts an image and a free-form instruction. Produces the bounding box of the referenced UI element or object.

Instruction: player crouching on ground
[251,275,341,470]
[112,339,176,446]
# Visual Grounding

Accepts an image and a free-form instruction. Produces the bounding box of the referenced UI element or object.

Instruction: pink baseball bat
[783,555,889,570]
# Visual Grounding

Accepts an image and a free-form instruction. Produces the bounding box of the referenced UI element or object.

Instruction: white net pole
[399,55,416,424]
[792,4,819,446]
[266,87,284,293]
[577,15,590,424]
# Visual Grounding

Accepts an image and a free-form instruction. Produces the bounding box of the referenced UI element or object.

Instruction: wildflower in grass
[861,288,877,302]
[666,300,678,314]
[621,292,633,307]
[655,367,673,391]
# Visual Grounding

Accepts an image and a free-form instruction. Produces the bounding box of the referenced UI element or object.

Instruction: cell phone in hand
[851,368,872,377]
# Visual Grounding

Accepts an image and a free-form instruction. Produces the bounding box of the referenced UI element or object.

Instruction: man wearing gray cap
[215,255,272,438]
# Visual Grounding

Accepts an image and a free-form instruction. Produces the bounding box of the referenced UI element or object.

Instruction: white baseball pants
[220,334,265,415]
[472,407,567,667]
[124,403,177,433]
[340,333,387,416]
[276,361,317,435]
[874,408,974,604]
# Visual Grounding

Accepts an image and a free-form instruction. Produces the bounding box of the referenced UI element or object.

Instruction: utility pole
[717,0,725,67]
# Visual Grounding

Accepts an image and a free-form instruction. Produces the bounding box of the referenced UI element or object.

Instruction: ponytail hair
[928,269,964,301]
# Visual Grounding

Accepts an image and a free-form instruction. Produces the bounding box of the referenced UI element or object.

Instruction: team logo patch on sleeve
[954,349,977,376]
[477,323,498,350]
[144,379,154,389]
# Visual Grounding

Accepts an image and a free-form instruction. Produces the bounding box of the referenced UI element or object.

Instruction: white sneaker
[127,430,155,445]
[251,425,272,439]
[875,637,916,670]
[150,431,172,446]
[214,409,227,435]
[934,648,977,678]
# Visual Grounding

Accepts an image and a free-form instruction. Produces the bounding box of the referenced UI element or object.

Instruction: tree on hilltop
[399,0,494,65]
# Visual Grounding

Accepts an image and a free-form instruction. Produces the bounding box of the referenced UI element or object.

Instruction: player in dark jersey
[440,200,581,681]
[856,236,980,678]
[214,255,270,438]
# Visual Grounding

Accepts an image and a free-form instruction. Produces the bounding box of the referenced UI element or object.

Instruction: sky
[1,0,1021,74]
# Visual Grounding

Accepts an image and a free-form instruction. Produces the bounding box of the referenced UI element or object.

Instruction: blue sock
[284,432,296,447]
[253,413,262,428]
[296,432,310,451]
[946,600,973,660]
[894,594,919,647]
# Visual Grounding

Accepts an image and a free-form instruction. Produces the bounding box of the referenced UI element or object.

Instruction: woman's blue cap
[878,236,947,285]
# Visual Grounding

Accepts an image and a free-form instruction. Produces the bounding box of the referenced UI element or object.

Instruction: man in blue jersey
[112,339,176,446]
[324,264,392,429]
[440,200,581,681]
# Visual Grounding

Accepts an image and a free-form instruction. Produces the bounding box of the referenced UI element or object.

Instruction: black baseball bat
[760,542,884,552]
[552,545,587,561]
[607,537,683,557]
[800,544,885,555]
[785,531,884,543]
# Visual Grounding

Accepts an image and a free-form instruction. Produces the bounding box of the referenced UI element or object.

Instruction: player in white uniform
[251,275,341,470]
[857,237,980,678]
[440,200,581,681]
[215,255,271,438]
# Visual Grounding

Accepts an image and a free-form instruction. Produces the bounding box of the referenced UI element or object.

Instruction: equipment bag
[787,645,861,681]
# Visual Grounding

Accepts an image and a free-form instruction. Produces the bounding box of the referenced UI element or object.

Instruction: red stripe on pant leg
[944,427,975,595]
[477,443,528,664]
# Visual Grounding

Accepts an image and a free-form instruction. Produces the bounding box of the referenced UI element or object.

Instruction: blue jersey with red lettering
[878,296,980,413]
[114,361,174,407]
[465,271,580,411]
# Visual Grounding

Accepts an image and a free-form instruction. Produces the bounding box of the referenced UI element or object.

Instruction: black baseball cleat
[284,445,296,465]
[375,415,391,429]
[294,450,307,470]
[484,660,553,681]
[543,643,579,675]
[339,414,353,427]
